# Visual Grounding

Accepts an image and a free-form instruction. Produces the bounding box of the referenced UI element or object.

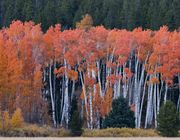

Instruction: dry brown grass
[0,124,70,137]
[81,128,159,137]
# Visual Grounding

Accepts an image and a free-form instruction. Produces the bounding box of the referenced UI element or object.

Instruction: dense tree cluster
[0,20,179,130]
[0,0,179,31]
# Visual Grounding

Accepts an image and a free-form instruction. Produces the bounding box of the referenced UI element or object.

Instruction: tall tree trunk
[49,62,56,127]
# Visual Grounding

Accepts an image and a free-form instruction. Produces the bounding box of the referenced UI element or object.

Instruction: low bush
[81,128,159,137]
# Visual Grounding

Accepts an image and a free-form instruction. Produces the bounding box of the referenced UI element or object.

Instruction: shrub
[157,101,179,137]
[70,111,83,136]
[3,111,11,130]
[81,128,159,137]
[103,96,135,128]
[11,108,24,128]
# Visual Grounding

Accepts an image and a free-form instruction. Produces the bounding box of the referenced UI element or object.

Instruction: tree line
[0,18,179,129]
[0,0,179,31]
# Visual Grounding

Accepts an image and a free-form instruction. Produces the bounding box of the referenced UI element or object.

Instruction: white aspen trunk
[80,71,90,128]
[102,63,106,94]
[157,75,161,114]
[64,60,69,128]
[60,59,69,128]
[138,74,148,128]
[71,80,75,102]
[164,83,168,103]
[97,61,103,97]
[64,75,69,128]
[89,69,96,129]
[113,66,119,98]
[122,64,128,98]
[136,64,145,128]
[53,62,56,100]
[145,78,153,128]
[117,67,122,98]
[49,62,56,127]
[149,83,154,127]
[136,55,149,128]
[154,83,157,128]
[134,58,139,128]
[60,78,64,118]
[89,91,93,129]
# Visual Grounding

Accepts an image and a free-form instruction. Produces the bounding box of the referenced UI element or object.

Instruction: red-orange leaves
[107,74,117,84]
[124,68,133,78]
[84,77,96,87]
[54,67,66,77]
[67,70,78,81]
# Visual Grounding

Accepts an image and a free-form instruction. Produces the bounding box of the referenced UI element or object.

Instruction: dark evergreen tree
[103,96,135,128]
[69,97,83,136]
[120,0,129,29]
[147,0,160,30]
[33,0,43,24]
[157,101,179,137]
[23,0,34,21]
[159,0,175,30]
[140,0,150,29]
[3,0,15,26]
[41,0,57,30]
[173,0,180,29]
[14,0,24,21]
[58,0,79,29]
[0,1,3,27]
[103,0,123,29]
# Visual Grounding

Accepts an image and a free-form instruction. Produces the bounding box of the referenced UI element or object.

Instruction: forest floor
[0,138,179,140]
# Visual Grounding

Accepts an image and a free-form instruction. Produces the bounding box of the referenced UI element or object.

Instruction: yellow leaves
[149,77,160,84]
[0,108,24,130]
[76,14,93,30]
[2,111,11,130]
[11,108,24,128]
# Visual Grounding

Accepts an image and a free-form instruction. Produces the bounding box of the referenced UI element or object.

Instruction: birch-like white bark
[49,62,56,127]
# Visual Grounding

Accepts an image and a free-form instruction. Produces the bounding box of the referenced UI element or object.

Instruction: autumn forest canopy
[0,16,179,131]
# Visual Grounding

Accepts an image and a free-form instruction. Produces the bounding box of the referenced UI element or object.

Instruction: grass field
[0,138,179,140]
